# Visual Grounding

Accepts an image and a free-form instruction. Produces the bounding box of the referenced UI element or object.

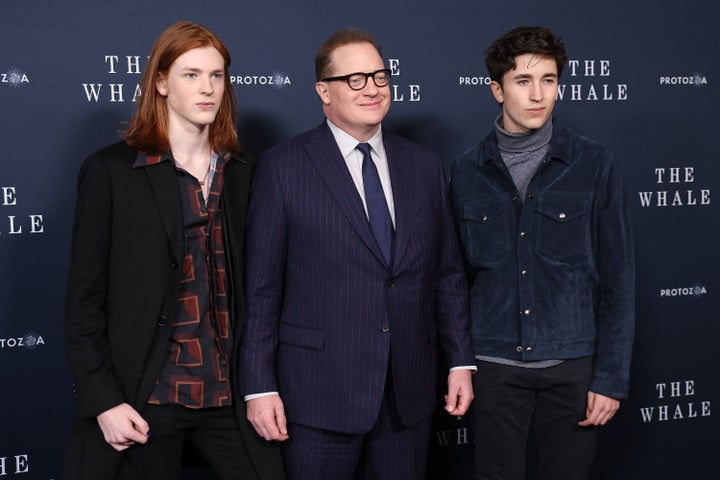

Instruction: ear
[156,74,168,97]
[315,81,330,105]
[490,80,504,104]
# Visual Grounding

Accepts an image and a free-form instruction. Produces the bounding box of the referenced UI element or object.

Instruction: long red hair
[125,21,240,156]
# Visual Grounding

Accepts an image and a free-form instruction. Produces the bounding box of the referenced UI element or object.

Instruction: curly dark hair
[485,26,567,84]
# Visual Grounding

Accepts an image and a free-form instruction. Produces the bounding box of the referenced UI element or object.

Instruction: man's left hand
[578,391,620,426]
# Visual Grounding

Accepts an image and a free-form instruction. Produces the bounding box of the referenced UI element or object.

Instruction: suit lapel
[144,161,183,265]
[303,124,388,267]
[384,136,414,271]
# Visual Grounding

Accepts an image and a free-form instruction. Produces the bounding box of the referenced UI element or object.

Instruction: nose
[200,76,214,95]
[362,76,380,95]
[529,82,542,101]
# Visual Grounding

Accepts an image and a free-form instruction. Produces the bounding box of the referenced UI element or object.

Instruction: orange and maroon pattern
[145,152,233,409]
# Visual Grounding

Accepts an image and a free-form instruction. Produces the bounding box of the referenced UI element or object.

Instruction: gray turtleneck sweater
[495,114,553,200]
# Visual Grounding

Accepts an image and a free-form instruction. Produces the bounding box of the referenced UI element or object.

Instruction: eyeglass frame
[321,68,392,91]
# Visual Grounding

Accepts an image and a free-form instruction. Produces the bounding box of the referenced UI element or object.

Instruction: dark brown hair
[125,21,239,156]
[485,26,567,84]
[315,28,382,81]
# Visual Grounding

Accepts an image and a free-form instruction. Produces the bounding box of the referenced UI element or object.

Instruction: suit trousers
[281,368,432,480]
[472,357,596,480]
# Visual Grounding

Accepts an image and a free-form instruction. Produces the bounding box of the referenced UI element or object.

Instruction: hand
[444,369,474,416]
[246,395,289,441]
[578,391,620,427]
[96,403,150,451]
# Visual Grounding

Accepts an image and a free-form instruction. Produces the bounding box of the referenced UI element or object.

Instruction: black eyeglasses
[322,69,391,90]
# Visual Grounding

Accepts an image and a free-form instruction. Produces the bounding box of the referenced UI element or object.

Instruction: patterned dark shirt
[135,151,233,408]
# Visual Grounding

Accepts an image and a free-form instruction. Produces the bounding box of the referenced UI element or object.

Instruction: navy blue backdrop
[0,0,717,478]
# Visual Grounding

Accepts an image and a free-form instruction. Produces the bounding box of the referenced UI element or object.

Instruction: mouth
[358,100,383,108]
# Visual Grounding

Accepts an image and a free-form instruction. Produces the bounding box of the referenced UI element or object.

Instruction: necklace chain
[198,162,211,186]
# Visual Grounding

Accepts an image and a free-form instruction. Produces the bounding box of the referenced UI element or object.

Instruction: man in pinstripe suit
[239,28,474,480]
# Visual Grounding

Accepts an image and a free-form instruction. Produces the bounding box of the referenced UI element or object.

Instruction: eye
[185,72,197,79]
[212,73,224,80]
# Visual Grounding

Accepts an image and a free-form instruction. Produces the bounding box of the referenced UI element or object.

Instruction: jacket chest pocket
[462,198,511,267]
[535,193,591,262]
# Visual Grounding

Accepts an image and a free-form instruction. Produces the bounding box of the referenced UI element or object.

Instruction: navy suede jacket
[449,119,635,399]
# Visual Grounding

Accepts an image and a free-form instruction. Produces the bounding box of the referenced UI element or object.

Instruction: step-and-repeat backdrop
[1,0,716,478]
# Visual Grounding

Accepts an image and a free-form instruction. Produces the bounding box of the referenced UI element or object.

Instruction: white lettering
[126,56,141,74]
[105,55,119,74]
[409,85,421,102]
[82,83,103,102]
[14,454,28,474]
[456,427,469,445]
[2,187,16,206]
[109,84,124,102]
[388,58,400,76]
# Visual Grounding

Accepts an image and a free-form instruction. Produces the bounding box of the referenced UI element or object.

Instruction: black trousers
[126,404,259,480]
[472,357,597,480]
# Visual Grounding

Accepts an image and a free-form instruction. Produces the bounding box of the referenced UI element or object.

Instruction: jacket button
[558,213,566,219]
[386,278,395,288]
[521,270,528,276]
[523,309,532,316]
[381,325,390,333]
[170,261,178,269]
[157,315,168,326]
[516,346,523,353]
[526,346,533,352]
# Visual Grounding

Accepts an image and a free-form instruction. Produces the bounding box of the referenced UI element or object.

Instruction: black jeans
[472,357,596,480]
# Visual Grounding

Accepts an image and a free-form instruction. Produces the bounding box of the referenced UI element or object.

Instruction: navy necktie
[357,142,393,264]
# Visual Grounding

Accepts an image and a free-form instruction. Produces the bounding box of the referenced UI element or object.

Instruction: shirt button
[381,325,390,333]
[526,346,533,352]
[516,346,523,353]
[523,309,532,316]
[520,231,527,237]
[521,270,528,276]
[558,212,566,219]
[482,214,488,221]
[512,196,519,201]
[527,195,534,201]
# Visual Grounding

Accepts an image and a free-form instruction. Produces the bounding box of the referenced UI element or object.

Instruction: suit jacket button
[381,325,390,333]
[386,278,395,287]
[157,315,168,326]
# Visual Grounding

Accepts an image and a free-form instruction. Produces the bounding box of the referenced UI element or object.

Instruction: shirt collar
[133,151,173,168]
[133,150,225,169]
[326,119,386,159]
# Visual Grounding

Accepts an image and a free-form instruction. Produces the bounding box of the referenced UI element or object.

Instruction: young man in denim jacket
[449,26,635,480]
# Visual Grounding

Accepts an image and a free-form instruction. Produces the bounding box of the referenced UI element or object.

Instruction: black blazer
[62,141,283,479]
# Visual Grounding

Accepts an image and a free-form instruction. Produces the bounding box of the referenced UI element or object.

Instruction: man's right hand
[96,403,150,451]
[246,395,289,441]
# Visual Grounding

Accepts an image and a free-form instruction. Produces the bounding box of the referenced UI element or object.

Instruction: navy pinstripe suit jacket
[240,122,473,434]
